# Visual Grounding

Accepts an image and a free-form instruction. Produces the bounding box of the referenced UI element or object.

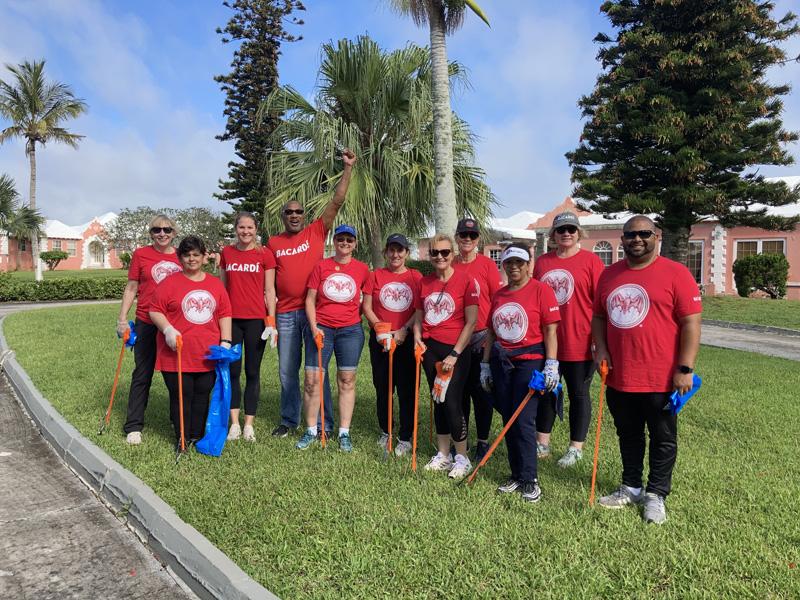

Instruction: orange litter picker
[98,329,131,435]
[411,343,425,472]
[589,360,609,506]
[315,331,326,448]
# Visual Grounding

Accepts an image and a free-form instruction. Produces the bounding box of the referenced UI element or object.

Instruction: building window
[19,239,26,251]
[761,240,785,255]
[736,239,785,259]
[616,244,624,262]
[52,239,63,251]
[66,240,77,257]
[489,249,502,269]
[687,240,703,283]
[593,241,613,266]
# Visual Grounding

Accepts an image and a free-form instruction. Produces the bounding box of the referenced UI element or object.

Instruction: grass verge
[702,295,800,330]
[4,304,799,598]
[4,268,128,281]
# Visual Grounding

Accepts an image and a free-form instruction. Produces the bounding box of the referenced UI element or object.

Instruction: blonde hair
[430,233,454,249]
[148,214,177,233]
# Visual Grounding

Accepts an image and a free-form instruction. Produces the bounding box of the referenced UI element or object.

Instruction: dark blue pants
[490,357,544,482]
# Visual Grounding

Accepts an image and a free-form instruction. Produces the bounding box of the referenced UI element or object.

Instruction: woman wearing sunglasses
[413,233,479,479]
[362,233,423,456]
[296,224,369,452]
[481,243,560,502]
[219,211,277,443]
[116,214,183,445]
[532,211,604,468]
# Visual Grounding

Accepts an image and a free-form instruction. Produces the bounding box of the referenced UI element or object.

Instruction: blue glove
[117,319,137,349]
[205,343,242,364]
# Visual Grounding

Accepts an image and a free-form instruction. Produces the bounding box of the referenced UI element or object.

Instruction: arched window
[593,241,613,266]
[89,240,105,265]
[616,244,625,262]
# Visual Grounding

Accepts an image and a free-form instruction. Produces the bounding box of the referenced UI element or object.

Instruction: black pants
[369,333,416,441]
[462,332,494,440]
[537,359,595,442]
[606,387,678,498]
[422,338,472,443]
[491,357,543,482]
[230,318,266,416]
[123,320,158,434]
[162,370,216,442]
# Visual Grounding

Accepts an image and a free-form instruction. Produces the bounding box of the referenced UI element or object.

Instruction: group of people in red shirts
[116,149,701,523]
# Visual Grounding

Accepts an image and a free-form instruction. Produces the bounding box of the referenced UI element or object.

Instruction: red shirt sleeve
[465,276,480,307]
[590,252,604,297]
[363,271,376,296]
[218,248,228,270]
[486,260,503,296]
[593,274,608,317]
[307,261,323,291]
[217,284,233,319]
[261,247,276,270]
[150,277,169,316]
[673,265,703,319]
[311,218,328,239]
[540,284,561,325]
[128,249,142,282]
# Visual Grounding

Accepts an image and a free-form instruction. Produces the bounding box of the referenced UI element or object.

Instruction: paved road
[701,323,800,361]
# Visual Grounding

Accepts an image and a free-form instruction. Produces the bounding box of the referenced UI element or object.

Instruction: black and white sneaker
[496,478,521,494]
[520,480,542,503]
[271,424,290,438]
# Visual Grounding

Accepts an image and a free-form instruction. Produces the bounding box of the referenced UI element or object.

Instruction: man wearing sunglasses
[592,215,701,524]
[267,149,357,438]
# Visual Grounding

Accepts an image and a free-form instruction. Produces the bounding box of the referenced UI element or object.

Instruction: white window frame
[734,238,786,260]
[66,240,78,257]
[52,239,63,251]
[593,241,613,266]
[489,249,502,270]
[686,239,704,284]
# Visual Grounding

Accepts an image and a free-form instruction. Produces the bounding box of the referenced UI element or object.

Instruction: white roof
[44,219,82,239]
[491,211,543,230]
[79,211,117,230]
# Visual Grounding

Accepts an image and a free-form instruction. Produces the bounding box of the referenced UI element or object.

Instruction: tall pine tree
[567,0,800,263]
[215,0,304,219]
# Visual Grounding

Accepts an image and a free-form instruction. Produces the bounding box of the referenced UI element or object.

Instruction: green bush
[406,258,435,276]
[118,251,132,270]
[732,253,789,299]
[0,277,126,302]
[39,249,69,271]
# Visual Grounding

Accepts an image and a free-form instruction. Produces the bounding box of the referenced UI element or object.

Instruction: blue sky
[0,0,799,225]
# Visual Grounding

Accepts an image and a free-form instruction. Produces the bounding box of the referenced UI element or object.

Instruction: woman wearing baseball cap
[481,243,560,502]
[363,233,423,456]
[532,211,604,468]
[296,224,370,452]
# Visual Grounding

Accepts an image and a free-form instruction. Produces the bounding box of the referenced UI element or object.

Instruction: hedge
[0,276,127,302]
[732,253,789,299]
[406,259,435,276]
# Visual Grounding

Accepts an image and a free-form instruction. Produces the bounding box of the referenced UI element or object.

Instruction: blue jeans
[277,309,312,429]
[305,322,365,431]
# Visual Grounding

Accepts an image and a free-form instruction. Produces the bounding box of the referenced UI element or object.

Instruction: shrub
[0,277,126,302]
[732,253,789,299]
[406,259,435,276]
[39,250,70,271]
[118,251,132,270]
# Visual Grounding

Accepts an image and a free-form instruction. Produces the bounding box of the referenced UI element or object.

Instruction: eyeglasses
[283,208,305,216]
[555,225,578,235]
[335,236,355,244]
[623,230,656,240]
[150,227,173,234]
[429,249,452,258]
[457,232,479,240]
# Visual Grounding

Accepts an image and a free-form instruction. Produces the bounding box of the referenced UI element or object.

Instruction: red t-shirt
[307,257,370,328]
[593,257,702,393]
[415,270,480,346]
[151,273,233,373]
[267,218,327,314]
[533,249,604,361]
[364,268,423,331]
[489,279,560,360]
[128,245,182,323]
[453,253,503,330]
[219,245,276,319]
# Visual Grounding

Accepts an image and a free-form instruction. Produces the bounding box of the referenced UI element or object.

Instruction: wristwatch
[449,350,460,358]
[677,365,693,374]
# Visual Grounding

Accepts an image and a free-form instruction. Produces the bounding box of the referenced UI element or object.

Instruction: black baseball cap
[456,218,480,235]
[385,233,410,249]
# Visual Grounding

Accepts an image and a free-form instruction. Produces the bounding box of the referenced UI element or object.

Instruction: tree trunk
[369,213,384,269]
[660,224,690,264]
[428,10,458,236]
[28,143,43,281]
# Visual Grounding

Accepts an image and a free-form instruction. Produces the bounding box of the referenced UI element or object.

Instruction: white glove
[376,332,393,352]
[479,362,493,392]
[432,363,453,404]
[163,325,181,351]
[220,341,232,350]
[543,359,560,392]
[261,317,278,349]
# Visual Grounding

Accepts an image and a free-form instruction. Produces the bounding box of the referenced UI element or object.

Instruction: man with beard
[267,149,357,438]
[592,215,701,524]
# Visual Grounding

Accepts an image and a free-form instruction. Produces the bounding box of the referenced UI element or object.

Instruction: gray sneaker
[496,477,521,494]
[377,432,389,449]
[556,447,583,468]
[394,440,412,457]
[642,492,667,524]
[598,485,644,509]
[536,443,551,459]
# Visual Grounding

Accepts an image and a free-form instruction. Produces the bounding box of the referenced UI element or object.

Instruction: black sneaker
[496,477,521,494]
[473,441,490,464]
[520,480,542,503]
[271,424,290,438]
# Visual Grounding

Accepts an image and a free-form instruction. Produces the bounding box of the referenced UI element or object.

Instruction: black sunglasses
[335,236,356,244]
[429,249,452,258]
[623,230,656,240]
[150,227,173,234]
[555,225,578,235]
[458,231,479,240]
[283,208,305,216]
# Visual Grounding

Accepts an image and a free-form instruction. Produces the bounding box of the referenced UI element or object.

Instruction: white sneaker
[227,423,241,441]
[377,432,389,449]
[448,454,472,479]
[424,452,453,472]
[242,424,256,442]
[125,431,142,445]
[394,440,412,457]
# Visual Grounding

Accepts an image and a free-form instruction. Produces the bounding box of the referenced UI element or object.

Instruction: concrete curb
[702,319,800,338]
[0,316,277,600]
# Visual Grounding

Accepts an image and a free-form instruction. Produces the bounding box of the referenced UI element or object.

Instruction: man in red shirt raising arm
[592,215,701,524]
[267,149,357,438]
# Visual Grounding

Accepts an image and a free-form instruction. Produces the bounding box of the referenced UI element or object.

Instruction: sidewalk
[701,322,800,361]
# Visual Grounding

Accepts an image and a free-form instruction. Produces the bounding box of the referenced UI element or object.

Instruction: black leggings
[230,318,266,416]
[422,338,472,443]
[369,333,416,441]
[537,359,595,442]
[162,370,216,442]
[123,320,158,434]
[462,333,494,440]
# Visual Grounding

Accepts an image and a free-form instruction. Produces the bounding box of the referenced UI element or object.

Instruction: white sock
[307,426,317,436]
[625,485,642,495]
[338,427,349,437]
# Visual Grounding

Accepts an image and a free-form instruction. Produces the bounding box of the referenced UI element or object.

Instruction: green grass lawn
[4,305,799,598]
[702,295,800,330]
[4,268,128,281]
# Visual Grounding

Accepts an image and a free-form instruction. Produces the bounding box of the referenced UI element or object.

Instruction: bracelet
[220,339,232,344]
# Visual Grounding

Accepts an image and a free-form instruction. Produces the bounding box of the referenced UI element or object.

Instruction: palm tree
[390,0,489,236]
[0,174,45,271]
[260,36,494,266]
[0,60,87,281]
[0,174,17,229]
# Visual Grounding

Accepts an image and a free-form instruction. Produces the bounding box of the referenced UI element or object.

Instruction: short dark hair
[177,235,206,257]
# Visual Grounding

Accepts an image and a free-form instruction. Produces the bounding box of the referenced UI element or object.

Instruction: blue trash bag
[118,319,137,349]
[669,374,702,416]
[195,343,242,457]
[528,370,564,416]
